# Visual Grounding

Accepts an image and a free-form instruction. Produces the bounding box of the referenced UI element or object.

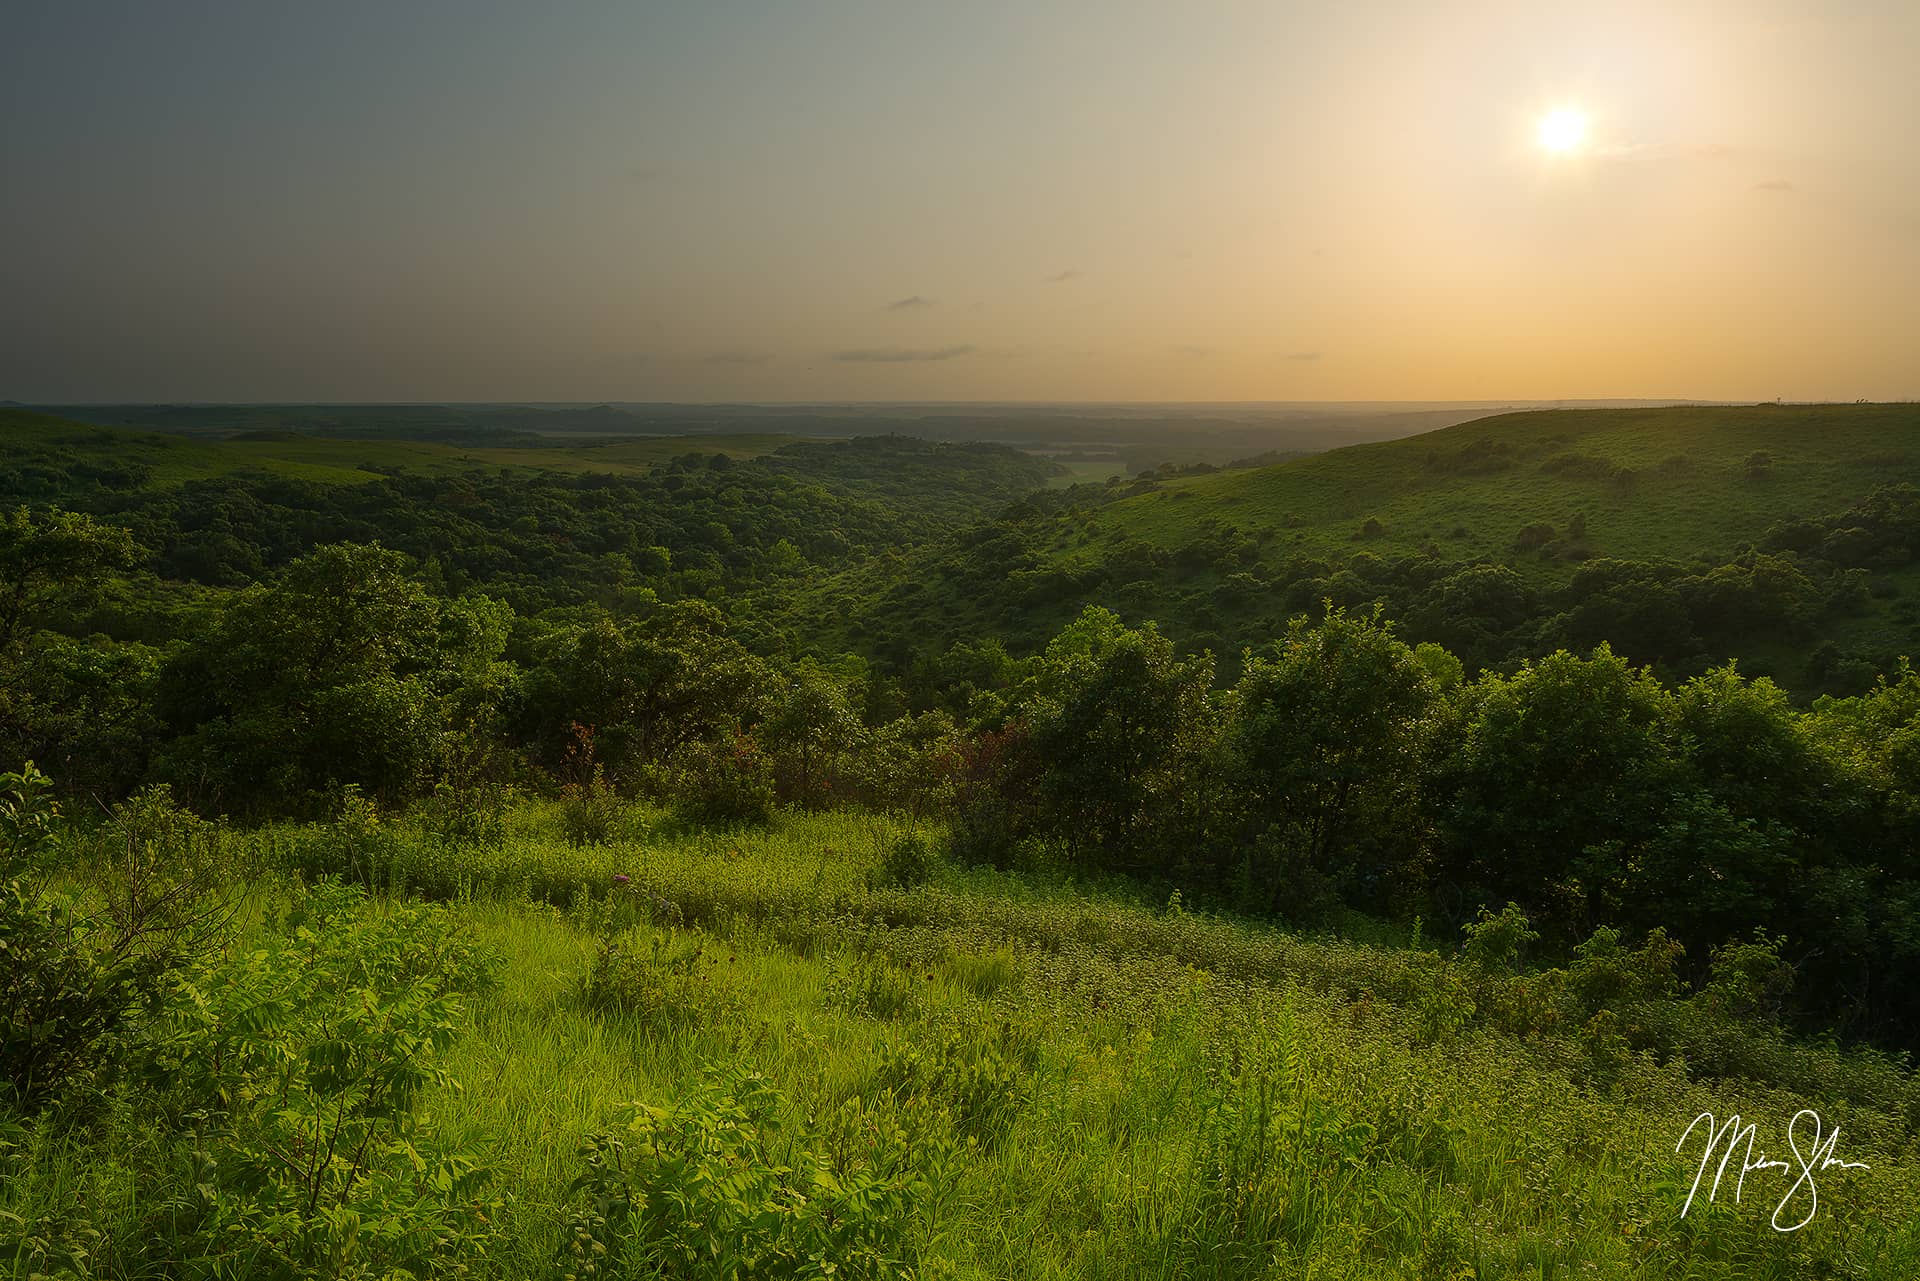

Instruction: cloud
[1171,344,1212,357]
[1282,350,1323,362]
[831,345,975,363]
[1044,269,1079,284]
[701,350,773,366]
[1753,179,1797,193]
[886,295,934,311]
[1594,140,1736,163]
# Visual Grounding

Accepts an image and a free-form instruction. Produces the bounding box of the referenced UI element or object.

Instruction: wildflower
[612,873,631,885]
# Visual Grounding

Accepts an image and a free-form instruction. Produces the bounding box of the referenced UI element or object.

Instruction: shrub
[824,950,922,1020]
[561,768,622,847]
[875,1018,1038,1146]
[285,784,404,887]
[670,734,776,828]
[556,1068,947,1280]
[579,927,737,1030]
[147,882,501,1277]
[1,768,214,1111]
[0,878,152,1110]
[1513,522,1557,552]
[873,832,938,889]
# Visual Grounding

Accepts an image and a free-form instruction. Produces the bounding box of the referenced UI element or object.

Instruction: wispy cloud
[1593,140,1736,163]
[1282,350,1323,362]
[886,295,934,311]
[1753,179,1797,193]
[1044,269,1079,284]
[702,350,773,366]
[831,345,975,363]
[1171,344,1212,357]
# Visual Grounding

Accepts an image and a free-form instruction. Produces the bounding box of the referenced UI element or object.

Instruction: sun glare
[1537,107,1588,154]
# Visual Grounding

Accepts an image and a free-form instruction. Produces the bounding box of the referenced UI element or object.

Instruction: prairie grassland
[1073,404,1920,577]
[11,800,1915,1279]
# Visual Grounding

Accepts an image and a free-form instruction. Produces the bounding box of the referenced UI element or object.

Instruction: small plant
[579,927,737,1030]
[825,950,922,1020]
[876,1019,1037,1147]
[556,1067,945,1280]
[872,832,938,889]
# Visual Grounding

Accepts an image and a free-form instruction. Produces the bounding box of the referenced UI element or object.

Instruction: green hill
[778,404,1920,694]
[1070,403,1920,575]
[0,408,802,491]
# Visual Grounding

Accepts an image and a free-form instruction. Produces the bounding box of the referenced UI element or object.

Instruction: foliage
[148,881,500,1278]
[871,832,938,890]
[556,1067,947,1280]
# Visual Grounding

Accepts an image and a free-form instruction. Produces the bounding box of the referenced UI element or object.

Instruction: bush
[285,784,405,888]
[875,1018,1038,1147]
[579,927,738,1030]
[0,878,153,1110]
[824,949,923,1020]
[670,734,776,828]
[148,882,502,1278]
[873,833,938,889]
[1,767,210,1111]
[556,1067,948,1280]
[562,769,622,847]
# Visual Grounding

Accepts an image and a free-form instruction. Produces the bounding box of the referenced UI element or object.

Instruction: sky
[2,0,1916,404]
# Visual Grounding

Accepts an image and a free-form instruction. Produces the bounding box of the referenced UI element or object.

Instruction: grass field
[1068,404,1920,578]
[11,799,1919,1279]
[0,409,805,487]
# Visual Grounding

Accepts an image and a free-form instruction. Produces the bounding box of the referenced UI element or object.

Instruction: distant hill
[0,408,805,491]
[780,403,1920,694]
[1071,403,1920,575]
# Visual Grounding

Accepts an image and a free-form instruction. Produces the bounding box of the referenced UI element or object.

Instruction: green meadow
[1069,404,1920,577]
[7,789,1920,1280]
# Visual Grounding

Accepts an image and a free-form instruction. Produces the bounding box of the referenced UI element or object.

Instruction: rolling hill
[783,404,1920,694]
[1066,403,1920,577]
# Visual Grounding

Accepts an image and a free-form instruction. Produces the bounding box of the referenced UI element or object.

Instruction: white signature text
[1675,1109,1869,1231]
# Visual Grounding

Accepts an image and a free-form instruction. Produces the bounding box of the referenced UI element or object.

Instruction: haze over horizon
[4,0,1916,405]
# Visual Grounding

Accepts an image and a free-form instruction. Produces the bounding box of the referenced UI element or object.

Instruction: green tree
[1437,646,1681,936]
[764,663,862,808]
[1222,608,1440,914]
[1021,607,1214,871]
[507,602,772,787]
[0,507,147,794]
[157,543,510,816]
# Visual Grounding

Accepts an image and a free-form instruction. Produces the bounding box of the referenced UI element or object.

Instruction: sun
[1536,107,1588,154]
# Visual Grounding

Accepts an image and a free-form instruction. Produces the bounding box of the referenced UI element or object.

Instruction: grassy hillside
[0,408,802,489]
[1070,404,1920,575]
[10,797,1918,1279]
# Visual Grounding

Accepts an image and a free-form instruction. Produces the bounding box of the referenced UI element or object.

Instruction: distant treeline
[792,478,1920,697]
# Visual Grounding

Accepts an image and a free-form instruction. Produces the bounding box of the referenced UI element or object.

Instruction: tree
[506,601,773,787]
[1020,607,1214,871]
[0,506,139,658]
[1222,608,1440,914]
[0,507,147,794]
[157,543,510,816]
[1437,646,1681,936]
[764,663,861,808]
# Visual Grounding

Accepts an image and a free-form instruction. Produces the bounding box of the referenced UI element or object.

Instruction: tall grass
[7,799,1920,1277]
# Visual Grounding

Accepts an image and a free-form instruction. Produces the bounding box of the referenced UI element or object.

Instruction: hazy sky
[3,0,1916,403]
